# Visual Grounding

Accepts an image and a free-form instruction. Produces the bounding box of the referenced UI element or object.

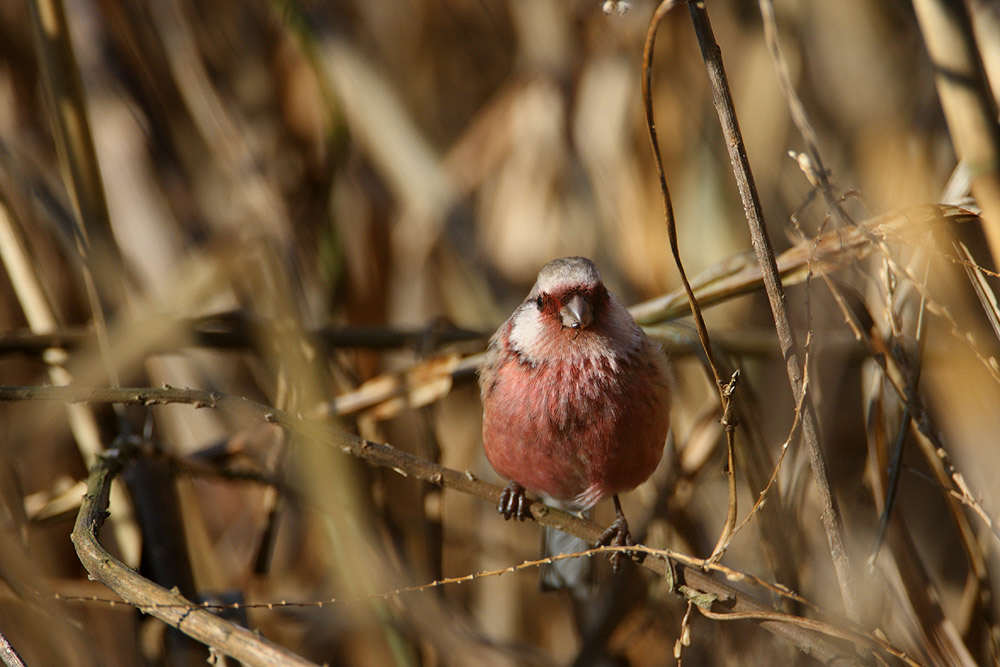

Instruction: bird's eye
[534,296,544,309]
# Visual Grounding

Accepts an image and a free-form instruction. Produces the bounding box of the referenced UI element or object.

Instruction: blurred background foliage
[0,0,999,664]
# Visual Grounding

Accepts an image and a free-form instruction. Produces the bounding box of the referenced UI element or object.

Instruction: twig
[56,543,808,611]
[674,601,694,664]
[730,334,811,541]
[694,606,921,667]
[642,0,740,565]
[708,370,740,562]
[685,0,857,619]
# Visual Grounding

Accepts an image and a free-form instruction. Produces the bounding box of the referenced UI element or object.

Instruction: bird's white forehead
[533,257,602,294]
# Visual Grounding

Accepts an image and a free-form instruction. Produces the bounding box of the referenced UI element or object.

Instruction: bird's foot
[498,481,531,521]
[595,496,646,573]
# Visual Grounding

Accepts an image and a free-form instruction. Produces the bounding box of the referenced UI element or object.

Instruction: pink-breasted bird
[479,257,670,586]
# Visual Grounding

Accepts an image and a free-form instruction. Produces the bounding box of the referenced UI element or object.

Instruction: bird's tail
[539,523,592,596]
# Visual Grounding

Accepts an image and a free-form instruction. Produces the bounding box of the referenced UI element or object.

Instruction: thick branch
[0,631,26,667]
[70,442,316,666]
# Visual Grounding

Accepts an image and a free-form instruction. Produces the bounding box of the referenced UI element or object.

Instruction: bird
[479,256,671,588]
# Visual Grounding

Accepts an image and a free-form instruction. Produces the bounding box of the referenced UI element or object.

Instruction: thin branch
[642,0,740,565]
[685,0,857,619]
[674,600,695,664]
[730,333,811,542]
[695,606,921,667]
[56,542,814,618]
[5,383,875,663]
[708,370,739,562]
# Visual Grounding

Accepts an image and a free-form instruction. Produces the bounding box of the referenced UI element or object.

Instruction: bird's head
[504,256,644,365]
[529,256,606,332]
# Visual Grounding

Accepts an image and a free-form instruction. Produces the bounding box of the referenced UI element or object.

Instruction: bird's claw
[596,513,646,573]
[498,482,531,521]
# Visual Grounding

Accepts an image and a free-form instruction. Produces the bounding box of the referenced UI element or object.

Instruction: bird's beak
[560,293,593,329]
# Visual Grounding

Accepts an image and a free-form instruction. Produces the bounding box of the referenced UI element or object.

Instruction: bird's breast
[482,343,668,505]
[532,356,621,433]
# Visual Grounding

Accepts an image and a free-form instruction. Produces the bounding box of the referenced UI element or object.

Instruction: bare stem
[685,1,857,619]
[642,0,739,565]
